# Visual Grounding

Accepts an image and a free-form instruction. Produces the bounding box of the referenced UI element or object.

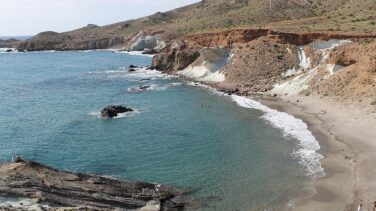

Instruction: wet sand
[260,95,376,210]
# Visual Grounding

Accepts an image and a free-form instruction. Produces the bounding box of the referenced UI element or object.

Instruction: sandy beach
[260,95,376,210]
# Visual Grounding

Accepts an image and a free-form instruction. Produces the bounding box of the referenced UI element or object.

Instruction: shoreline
[185,75,373,209]
[178,75,360,209]
[259,95,376,210]
[259,96,354,210]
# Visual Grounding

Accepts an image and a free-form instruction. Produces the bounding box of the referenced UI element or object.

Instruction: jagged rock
[14,155,23,163]
[151,40,200,73]
[0,160,191,210]
[100,105,133,118]
[129,36,158,51]
[139,85,151,90]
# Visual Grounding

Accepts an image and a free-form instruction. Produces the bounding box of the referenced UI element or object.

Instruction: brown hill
[16,0,376,51]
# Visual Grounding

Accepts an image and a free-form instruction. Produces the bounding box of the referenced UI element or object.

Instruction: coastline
[179,75,366,210]
[260,95,376,210]
[1,48,373,210]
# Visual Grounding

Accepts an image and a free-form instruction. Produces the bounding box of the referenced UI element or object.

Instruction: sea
[0,36,32,41]
[0,49,324,210]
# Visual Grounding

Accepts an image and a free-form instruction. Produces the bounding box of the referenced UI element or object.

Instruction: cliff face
[183,29,376,48]
[152,29,376,104]
[151,40,200,73]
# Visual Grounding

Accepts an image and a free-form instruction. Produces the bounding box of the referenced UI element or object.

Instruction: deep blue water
[0,51,315,210]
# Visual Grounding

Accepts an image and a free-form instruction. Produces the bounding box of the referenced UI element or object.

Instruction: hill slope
[16,0,376,51]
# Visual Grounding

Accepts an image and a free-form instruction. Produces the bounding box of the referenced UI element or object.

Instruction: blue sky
[0,0,200,36]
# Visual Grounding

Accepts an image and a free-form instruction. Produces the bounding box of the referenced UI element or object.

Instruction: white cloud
[0,0,199,36]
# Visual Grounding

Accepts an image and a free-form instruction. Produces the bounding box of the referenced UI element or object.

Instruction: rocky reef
[0,159,191,210]
[101,105,133,118]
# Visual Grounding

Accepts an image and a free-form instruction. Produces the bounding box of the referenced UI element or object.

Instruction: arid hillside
[16,0,376,51]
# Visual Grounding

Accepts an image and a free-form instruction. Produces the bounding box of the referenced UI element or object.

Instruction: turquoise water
[0,51,318,210]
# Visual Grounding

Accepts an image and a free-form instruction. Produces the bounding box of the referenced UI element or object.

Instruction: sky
[0,0,200,36]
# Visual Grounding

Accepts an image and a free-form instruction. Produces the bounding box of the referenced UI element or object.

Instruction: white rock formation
[179,47,229,83]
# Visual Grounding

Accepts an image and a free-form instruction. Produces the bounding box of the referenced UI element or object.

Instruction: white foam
[127,82,182,92]
[186,81,227,96]
[116,51,154,57]
[231,95,324,177]
[104,67,176,81]
[0,48,19,54]
[90,110,140,119]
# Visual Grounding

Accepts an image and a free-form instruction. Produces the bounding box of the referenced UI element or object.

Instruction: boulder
[6,49,12,52]
[142,48,158,55]
[100,105,133,118]
[139,85,151,90]
[129,65,139,68]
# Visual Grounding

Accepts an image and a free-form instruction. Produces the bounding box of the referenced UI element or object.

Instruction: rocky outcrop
[0,160,190,210]
[178,47,229,83]
[125,33,167,53]
[0,39,19,48]
[151,40,200,73]
[16,30,126,51]
[100,105,133,118]
[17,31,67,51]
[129,36,158,51]
[224,36,297,92]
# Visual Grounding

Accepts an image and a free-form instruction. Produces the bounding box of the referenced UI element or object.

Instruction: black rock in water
[100,105,133,118]
[6,49,12,52]
[129,65,139,68]
[139,85,151,90]
[128,68,137,72]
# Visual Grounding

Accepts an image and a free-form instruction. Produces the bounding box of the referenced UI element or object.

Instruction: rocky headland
[0,39,19,48]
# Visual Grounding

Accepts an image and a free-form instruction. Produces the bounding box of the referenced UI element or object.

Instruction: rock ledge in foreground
[0,160,188,210]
